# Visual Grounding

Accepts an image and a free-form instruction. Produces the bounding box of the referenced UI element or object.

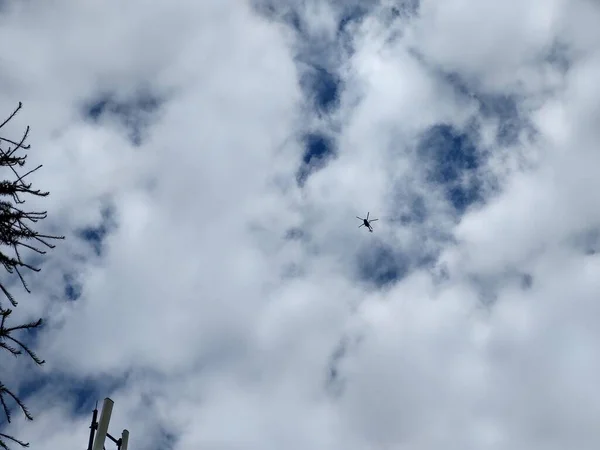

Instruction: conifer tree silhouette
[0,103,64,449]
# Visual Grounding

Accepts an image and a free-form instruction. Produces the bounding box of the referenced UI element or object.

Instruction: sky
[1,0,600,449]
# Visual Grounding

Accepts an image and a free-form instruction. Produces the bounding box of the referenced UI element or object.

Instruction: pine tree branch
[0,103,62,449]
[0,433,30,449]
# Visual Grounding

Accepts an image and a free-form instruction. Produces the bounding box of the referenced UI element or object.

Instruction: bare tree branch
[0,103,63,449]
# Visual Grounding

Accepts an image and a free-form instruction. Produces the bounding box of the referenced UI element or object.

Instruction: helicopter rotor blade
[366,212,369,220]
[358,224,364,228]
[369,219,378,222]
[356,216,363,220]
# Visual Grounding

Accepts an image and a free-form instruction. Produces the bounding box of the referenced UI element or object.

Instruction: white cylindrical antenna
[121,429,129,450]
[92,398,114,450]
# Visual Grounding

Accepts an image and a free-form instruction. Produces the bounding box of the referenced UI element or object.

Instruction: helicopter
[356,212,378,232]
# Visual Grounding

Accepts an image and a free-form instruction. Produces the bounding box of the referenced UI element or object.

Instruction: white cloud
[2,0,600,449]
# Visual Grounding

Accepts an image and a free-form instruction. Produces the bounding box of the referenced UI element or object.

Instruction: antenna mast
[87,398,130,450]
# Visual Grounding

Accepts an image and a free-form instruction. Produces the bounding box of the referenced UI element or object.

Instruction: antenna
[121,429,129,450]
[87,397,130,450]
[92,398,113,450]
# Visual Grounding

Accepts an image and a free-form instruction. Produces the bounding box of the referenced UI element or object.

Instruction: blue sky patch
[63,272,82,301]
[356,241,410,288]
[336,4,373,54]
[78,225,107,256]
[418,124,482,213]
[251,2,303,34]
[83,90,161,145]
[297,133,336,186]
[392,0,420,18]
[300,65,341,114]
[77,205,116,257]
[337,5,370,35]
[479,93,524,146]
[18,373,126,419]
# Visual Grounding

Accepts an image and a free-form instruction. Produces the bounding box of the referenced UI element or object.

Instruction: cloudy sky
[1,0,600,449]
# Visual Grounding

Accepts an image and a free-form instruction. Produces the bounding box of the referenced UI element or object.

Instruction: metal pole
[92,398,114,450]
[86,404,98,450]
[121,430,129,450]
[86,397,130,450]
